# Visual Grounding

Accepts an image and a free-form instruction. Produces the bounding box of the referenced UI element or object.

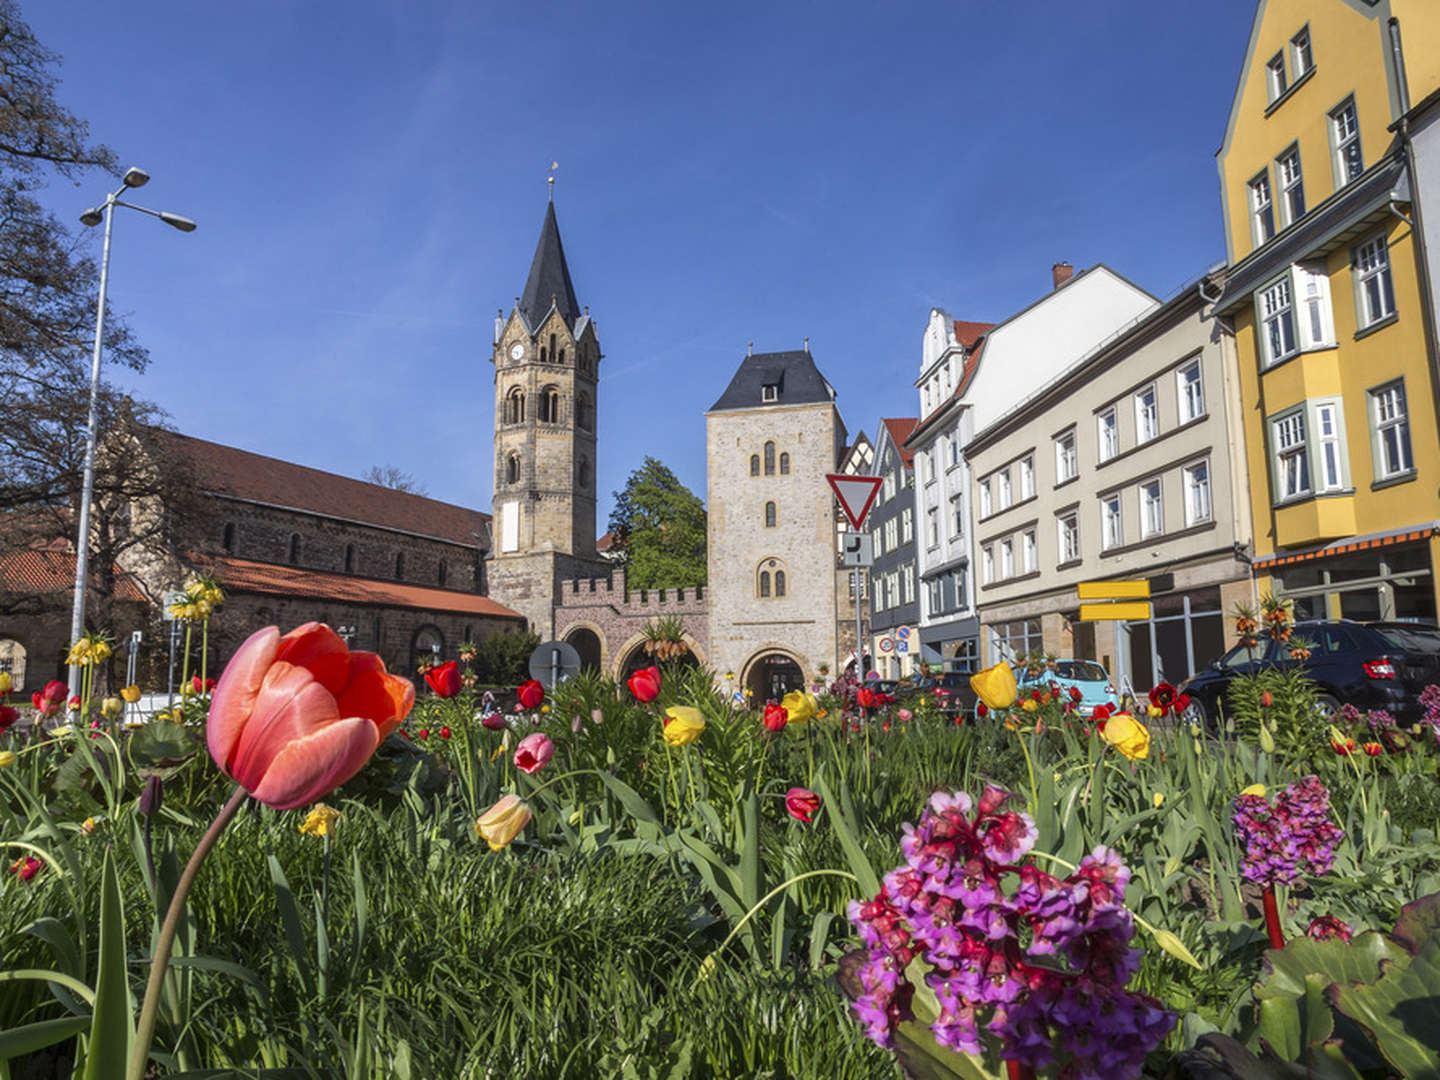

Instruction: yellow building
[1213,0,1440,623]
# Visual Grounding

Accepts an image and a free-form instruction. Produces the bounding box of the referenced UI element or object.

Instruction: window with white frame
[1140,478,1163,538]
[1101,494,1122,550]
[1022,529,1037,573]
[1273,410,1311,500]
[918,452,929,485]
[1266,52,1288,102]
[1315,402,1345,492]
[1290,27,1313,78]
[884,517,898,551]
[1331,97,1363,186]
[999,537,1014,579]
[1277,146,1305,225]
[1058,511,1080,564]
[1182,460,1212,526]
[950,494,964,536]
[883,471,896,499]
[1019,455,1035,500]
[1177,359,1205,422]
[1353,236,1396,328]
[887,571,899,610]
[1135,385,1159,444]
[1250,172,1276,245]
[977,478,991,518]
[1259,276,1296,365]
[981,544,994,584]
[903,563,916,604]
[948,438,960,468]
[1098,408,1119,461]
[1370,380,1413,479]
[927,507,939,547]
[1055,428,1077,482]
[997,470,1012,509]
[872,526,884,560]
[1259,265,1333,367]
[901,507,914,543]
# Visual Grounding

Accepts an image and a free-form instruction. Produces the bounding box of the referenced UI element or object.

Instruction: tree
[607,457,706,590]
[363,464,429,496]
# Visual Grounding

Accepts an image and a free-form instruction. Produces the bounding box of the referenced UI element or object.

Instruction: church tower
[488,201,603,635]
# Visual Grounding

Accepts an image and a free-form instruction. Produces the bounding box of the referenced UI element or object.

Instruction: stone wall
[553,565,709,678]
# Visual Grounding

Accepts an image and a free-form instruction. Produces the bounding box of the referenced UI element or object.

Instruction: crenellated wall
[552,565,710,679]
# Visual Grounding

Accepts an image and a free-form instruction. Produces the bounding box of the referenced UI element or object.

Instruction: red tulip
[480,711,506,731]
[0,705,17,731]
[881,720,891,733]
[207,623,415,811]
[513,732,554,774]
[856,687,876,709]
[425,661,463,698]
[627,666,662,703]
[8,855,42,882]
[517,679,545,711]
[68,696,81,711]
[763,703,788,733]
[417,728,430,739]
[192,675,216,695]
[1363,741,1382,756]
[1069,687,1082,703]
[440,726,452,739]
[976,703,988,718]
[785,786,821,824]
[1092,704,1112,721]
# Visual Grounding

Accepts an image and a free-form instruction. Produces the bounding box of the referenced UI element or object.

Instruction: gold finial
[548,160,558,202]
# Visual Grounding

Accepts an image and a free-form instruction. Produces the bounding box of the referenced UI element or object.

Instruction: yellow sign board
[1077,580,1151,601]
[1079,601,1152,622]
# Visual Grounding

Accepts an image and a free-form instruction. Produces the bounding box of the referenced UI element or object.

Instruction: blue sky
[30,0,1258,527]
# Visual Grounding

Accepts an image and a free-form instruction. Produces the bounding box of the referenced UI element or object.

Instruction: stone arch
[739,645,809,704]
[505,386,525,424]
[409,623,445,673]
[539,384,561,424]
[0,635,30,691]
[609,628,705,683]
[559,620,606,672]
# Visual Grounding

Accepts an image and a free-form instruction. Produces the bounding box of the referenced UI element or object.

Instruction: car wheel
[1181,696,1209,728]
[1313,693,1341,720]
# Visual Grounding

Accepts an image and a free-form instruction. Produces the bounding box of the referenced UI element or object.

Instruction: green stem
[699,868,858,981]
[127,784,248,1080]
[180,622,194,696]
[200,618,209,691]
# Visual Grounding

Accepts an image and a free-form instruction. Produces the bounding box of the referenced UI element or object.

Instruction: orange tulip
[207,623,414,810]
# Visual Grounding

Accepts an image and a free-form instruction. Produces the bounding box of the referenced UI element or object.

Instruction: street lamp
[67,167,196,694]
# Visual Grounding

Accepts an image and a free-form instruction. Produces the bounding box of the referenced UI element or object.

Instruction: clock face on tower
[509,343,525,362]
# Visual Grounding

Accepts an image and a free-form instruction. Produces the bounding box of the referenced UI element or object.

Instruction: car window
[1371,626,1440,652]
[1220,640,1274,666]
[1054,660,1107,681]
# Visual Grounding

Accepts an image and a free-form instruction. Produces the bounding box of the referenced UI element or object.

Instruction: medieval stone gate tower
[488,202,608,636]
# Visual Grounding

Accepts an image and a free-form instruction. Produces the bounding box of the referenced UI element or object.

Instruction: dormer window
[762,383,778,403]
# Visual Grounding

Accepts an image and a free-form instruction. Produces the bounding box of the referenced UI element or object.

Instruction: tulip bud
[139,775,164,818]
[476,794,532,851]
[0,671,11,694]
[101,697,123,720]
[1260,691,1272,708]
[1258,723,1275,754]
[0,750,17,769]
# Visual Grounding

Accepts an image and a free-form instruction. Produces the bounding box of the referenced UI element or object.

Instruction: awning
[1253,522,1438,570]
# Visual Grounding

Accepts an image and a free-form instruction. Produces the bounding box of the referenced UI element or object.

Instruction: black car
[1178,619,1438,726]
[907,672,979,718]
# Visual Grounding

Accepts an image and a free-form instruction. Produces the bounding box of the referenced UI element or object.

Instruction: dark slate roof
[708,349,836,412]
[518,202,581,332]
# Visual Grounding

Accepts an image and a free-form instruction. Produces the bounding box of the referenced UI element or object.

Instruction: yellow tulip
[100,697,123,719]
[1021,698,1039,713]
[81,817,97,836]
[1153,792,1165,808]
[0,671,11,694]
[0,750,16,768]
[1240,783,1267,797]
[782,691,817,725]
[476,794,532,851]
[120,685,141,704]
[970,661,1018,710]
[1099,712,1151,760]
[299,803,342,838]
[663,706,706,747]
[1147,704,1163,718]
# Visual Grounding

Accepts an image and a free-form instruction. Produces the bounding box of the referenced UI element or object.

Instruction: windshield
[1372,626,1440,652]
[1054,660,1107,681]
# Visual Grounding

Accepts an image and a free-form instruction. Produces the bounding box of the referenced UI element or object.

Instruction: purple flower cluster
[1233,776,1344,886]
[847,786,1174,1077]
[1419,684,1440,747]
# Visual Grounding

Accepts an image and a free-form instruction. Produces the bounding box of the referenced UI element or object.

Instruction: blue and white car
[1018,660,1120,717]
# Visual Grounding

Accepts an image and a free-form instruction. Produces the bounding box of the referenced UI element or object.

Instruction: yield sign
[826,473,883,530]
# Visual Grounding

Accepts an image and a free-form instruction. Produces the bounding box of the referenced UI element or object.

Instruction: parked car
[908,671,978,718]
[1177,619,1438,727]
[1018,659,1120,718]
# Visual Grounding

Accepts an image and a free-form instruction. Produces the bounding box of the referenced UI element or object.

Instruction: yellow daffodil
[100,697,122,719]
[1240,783,1267,797]
[298,803,342,838]
[476,794,531,851]
[1153,792,1165,808]
[782,690,818,725]
[121,685,141,703]
[0,750,16,768]
[970,661,1018,710]
[0,671,11,694]
[724,671,735,681]
[1099,712,1151,760]
[663,706,706,747]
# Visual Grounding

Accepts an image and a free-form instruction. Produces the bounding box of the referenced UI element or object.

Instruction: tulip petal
[338,652,415,739]
[248,716,381,810]
[274,623,350,699]
[208,626,281,774]
[227,663,340,788]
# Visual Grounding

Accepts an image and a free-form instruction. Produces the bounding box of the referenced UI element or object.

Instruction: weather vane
[548,160,558,201]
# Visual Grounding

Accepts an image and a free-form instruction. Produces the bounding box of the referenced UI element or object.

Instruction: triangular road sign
[826,473,883,530]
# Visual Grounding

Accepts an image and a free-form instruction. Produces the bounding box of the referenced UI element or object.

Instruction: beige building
[706,348,849,700]
[965,273,1254,693]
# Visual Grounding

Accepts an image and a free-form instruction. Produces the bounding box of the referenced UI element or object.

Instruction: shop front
[918,615,979,675]
[1264,533,1438,625]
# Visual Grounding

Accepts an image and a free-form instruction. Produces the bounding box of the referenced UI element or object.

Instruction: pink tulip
[513,732,554,774]
[786,786,821,824]
[207,623,415,810]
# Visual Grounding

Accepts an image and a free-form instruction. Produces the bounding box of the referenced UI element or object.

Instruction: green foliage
[607,456,707,589]
[469,629,539,685]
[1225,667,1325,755]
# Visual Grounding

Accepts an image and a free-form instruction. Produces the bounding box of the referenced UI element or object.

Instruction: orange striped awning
[1253,525,1436,570]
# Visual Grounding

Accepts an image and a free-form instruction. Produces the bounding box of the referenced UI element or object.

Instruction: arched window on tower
[558,347,566,364]
[506,453,520,485]
[222,523,235,553]
[764,501,777,527]
[757,557,788,599]
[549,333,557,362]
[288,533,300,565]
[779,452,790,475]
[438,560,447,586]
[505,387,525,424]
[575,393,592,431]
[749,454,760,476]
[395,553,405,581]
[775,570,786,597]
[345,544,355,573]
[764,441,776,475]
[578,455,591,487]
[759,571,771,598]
[540,385,560,424]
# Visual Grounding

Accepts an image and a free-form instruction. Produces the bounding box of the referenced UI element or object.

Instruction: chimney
[1052,262,1074,289]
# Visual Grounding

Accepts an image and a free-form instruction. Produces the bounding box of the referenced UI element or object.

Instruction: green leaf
[1331,934,1440,1079]
[739,791,760,912]
[0,1015,91,1061]
[266,854,313,997]
[811,769,880,897]
[598,772,661,826]
[82,848,132,1080]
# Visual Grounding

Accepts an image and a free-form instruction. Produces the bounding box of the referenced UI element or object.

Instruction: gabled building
[866,418,921,678]
[1212,0,1440,623]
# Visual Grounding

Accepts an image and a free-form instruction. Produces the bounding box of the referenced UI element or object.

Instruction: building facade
[1213,0,1440,624]
[706,348,848,699]
[965,275,1254,692]
[867,418,921,678]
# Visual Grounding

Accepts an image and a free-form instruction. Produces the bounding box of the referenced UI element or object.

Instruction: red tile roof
[204,556,524,620]
[881,418,918,466]
[953,320,994,349]
[0,544,148,601]
[157,431,490,548]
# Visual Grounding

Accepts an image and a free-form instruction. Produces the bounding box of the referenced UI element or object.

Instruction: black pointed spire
[518,202,580,332]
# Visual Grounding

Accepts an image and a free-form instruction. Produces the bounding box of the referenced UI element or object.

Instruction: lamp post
[68,167,196,694]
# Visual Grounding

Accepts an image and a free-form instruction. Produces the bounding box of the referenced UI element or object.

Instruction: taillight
[1363,659,1397,679]
[1105,685,1116,695]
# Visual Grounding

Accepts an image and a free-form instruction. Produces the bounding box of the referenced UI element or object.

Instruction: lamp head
[159,212,197,233]
[122,167,149,188]
[79,207,103,227]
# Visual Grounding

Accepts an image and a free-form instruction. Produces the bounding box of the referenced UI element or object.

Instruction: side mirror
[1209,659,1223,672]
